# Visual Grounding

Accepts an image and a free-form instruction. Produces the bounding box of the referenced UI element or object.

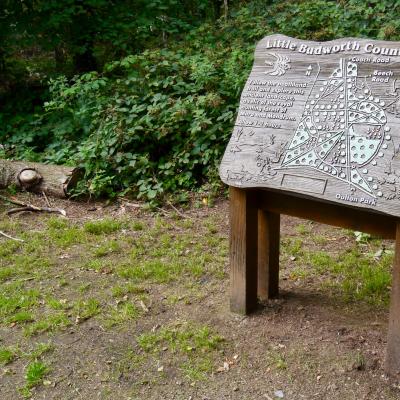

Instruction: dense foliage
[1,0,400,200]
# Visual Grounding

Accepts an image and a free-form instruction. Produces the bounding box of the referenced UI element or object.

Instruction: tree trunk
[55,45,67,72]
[0,160,82,198]
[223,0,228,20]
[73,42,97,73]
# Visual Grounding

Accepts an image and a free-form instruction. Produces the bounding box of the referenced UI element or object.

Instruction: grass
[93,240,121,257]
[111,283,146,298]
[0,347,17,365]
[295,223,312,236]
[267,349,288,371]
[20,361,50,397]
[0,196,396,398]
[73,298,101,323]
[1,201,231,396]
[0,211,227,339]
[137,323,225,381]
[305,247,392,305]
[281,229,393,305]
[84,219,124,235]
[103,302,140,328]
[24,313,71,337]
[26,342,54,360]
[0,284,40,323]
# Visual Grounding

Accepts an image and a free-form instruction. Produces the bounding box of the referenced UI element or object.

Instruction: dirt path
[0,192,399,399]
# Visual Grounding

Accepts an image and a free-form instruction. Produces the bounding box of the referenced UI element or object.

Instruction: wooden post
[386,221,400,376]
[258,209,280,300]
[229,187,258,314]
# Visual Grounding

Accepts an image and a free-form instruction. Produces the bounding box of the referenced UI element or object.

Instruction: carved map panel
[219,34,400,217]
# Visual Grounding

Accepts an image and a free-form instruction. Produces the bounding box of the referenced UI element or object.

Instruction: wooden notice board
[220,34,400,376]
[220,34,400,217]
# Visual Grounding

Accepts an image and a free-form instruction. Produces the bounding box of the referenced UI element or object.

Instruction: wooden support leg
[258,210,280,301]
[229,187,258,314]
[386,222,400,376]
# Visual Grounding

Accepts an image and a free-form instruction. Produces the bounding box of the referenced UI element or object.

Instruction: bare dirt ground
[0,192,400,400]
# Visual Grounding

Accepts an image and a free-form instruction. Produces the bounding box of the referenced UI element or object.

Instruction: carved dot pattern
[281,58,390,198]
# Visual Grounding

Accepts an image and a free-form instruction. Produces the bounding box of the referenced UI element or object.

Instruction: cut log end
[18,169,42,187]
[0,159,83,198]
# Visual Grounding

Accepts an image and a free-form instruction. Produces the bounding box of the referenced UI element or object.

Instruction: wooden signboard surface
[220,34,400,217]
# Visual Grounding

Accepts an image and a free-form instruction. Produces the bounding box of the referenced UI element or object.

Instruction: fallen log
[0,159,82,198]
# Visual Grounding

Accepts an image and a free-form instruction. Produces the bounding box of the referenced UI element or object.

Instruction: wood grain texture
[257,189,396,239]
[258,209,280,300]
[229,187,258,314]
[386,222,400,375]
[220,34,400,217]
[0,159,81,198]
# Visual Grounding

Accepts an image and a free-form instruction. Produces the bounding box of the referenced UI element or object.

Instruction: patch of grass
[295,223,311,236]
[137,325,224,353]
[78,283,91,293]
[46,297,69,310]
[111,283,146,298]
[74,298,101,322]
[93,240,121,257]
[137,323,224,381]
[282,237,303,258]
[84,259,106,272]
[118,260,181,283]
[166,294,181,305]
[131,221,144,231]
[330,248,391,304]
[306,251,334,273]
[304,245,392,305]
[24,360,50,390]
[0,266,15,282]
[288,266,309,280]
[0,346,17,365]
[46,217,69,230]
[204,218,218,235]
[179,219,194,229]
[58,278,68,287]
[120,228,226,283]
[103,302,140,328]
[0,284,40,323]
[181,358,214,380]
[26,342,54,360]
[84,219,123,235]
[48,224,87,247]
[0,239,22,257]
[267,349,287,370]
[24,312,71,336]
[312,234,328,245]
[352,351,366,370]
[7,311,34,324]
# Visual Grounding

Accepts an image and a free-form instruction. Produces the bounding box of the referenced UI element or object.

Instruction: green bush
[2,1,400,201]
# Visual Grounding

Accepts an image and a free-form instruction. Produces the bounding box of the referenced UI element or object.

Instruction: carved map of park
[219,35,400,217]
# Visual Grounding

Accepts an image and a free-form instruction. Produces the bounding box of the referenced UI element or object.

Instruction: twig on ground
[0,194,23,206]
[156,206,172,218]
[0,194,66,216]
[123,202,142,208]
[6,207,33,215]
[0,230,24,242]
[7,206,66,216]
[42,191,52,208]
[139,300,149,313]
[167,201,188,219]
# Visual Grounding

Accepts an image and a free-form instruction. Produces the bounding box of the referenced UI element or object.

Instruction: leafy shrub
[2,1,400,201]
